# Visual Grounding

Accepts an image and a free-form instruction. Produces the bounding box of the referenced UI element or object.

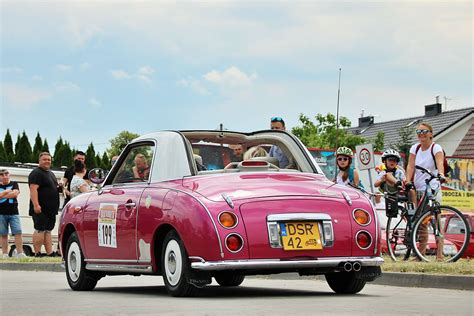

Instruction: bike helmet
[336,146,353,157]
[381,149,401,162]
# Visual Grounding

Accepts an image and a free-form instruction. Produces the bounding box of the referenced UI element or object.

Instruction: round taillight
[353,209,371,226]
[225,234,243,252]
[356,231,372,250]
[219,211,238,229]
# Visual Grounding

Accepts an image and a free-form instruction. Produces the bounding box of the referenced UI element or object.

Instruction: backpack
[415,143,452,175]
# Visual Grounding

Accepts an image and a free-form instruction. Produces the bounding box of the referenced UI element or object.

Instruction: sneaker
[15,252,27,258]
[34,252,45,258]
[47,252,60,257]
[1,253,9,259]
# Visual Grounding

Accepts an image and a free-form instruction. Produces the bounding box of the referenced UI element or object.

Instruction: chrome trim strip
[86,264,154,274]
[267,213,331,221]
[342,191,352,206]
[191,256,384,271]
[84,259,141,263]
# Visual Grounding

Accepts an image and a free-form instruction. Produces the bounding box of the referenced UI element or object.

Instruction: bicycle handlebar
[415,165,446,184]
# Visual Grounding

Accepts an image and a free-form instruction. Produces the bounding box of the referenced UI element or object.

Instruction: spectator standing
[62,151,88,206]
[29,152,60,257]
[0,169,26,258]
[406,122,445,260]
[69,160,91,199]
[269,117,290,168]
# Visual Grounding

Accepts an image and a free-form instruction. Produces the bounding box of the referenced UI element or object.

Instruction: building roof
[346,107,474,148]
[453,123,474,158]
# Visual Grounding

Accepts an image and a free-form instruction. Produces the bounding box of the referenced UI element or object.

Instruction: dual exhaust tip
[343,261,362,272]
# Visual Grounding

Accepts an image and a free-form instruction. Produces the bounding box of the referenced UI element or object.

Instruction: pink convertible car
[59,130,383,296]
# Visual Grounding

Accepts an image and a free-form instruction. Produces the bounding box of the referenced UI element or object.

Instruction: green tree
[373,131,385,152]
[3,129,14,162]
[53,137,64,167]
[85,143,97,169]
[101,152,110,169]
[291,113,365,149]
[32,132,43,162]
[95,153,102,170]
[14,134,21,161]
[15,131,33,163]
[396,126,414,169]
[41,139,50,154]
[0,141,7,163]
[107,131,140,157]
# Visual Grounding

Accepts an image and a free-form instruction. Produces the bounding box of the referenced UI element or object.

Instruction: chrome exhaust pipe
[343,262,353,272]
[353,261,362,272]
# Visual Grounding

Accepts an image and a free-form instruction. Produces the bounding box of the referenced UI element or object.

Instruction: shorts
[32,213,56,232]
[0,214,22,235]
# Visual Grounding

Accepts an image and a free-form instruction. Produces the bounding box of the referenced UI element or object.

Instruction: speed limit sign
[355,144,375,170]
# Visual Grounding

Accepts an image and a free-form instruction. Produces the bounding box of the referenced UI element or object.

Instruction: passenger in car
[243,146,267,160]
[132,154,150,180]
[269,117,290,168]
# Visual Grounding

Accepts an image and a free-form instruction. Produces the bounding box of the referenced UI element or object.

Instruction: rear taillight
[353,209,371,226]
[356,231,372,250]
[225,234,243,252]
[219,211,238,229]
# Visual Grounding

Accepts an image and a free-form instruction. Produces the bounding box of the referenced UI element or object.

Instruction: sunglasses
[337,157,349,162]
[271,117,284,122]
[416,129,431,135]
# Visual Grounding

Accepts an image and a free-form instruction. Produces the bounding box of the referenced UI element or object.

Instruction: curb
[1,263,472,291]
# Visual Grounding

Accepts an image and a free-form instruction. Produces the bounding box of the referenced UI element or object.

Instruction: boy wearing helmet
[374,149,405,199]
[334,146,361,187]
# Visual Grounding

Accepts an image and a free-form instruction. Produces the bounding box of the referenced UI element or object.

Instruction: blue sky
[1,1,472,155]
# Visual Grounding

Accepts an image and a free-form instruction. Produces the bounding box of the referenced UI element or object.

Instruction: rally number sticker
[98,203,118,248]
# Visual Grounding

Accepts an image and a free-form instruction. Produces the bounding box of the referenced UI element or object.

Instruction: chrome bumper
[190,256,384,271]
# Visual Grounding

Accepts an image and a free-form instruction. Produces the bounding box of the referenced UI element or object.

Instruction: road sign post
[356,144,376,203]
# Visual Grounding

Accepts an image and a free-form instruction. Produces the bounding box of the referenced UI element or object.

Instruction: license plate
[280,222,323,251]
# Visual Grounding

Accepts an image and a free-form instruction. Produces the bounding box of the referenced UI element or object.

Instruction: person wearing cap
[268,117,290,168]
[334,146,360,187]
[0,169,26,258]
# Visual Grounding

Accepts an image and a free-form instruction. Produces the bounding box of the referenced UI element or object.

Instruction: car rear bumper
[190,256,384,271]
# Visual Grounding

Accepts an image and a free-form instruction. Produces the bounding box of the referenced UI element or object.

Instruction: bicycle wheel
[386,213,411,261]
[412,205,470,262]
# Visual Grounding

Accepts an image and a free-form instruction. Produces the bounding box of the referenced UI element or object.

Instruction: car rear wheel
[65,232,98,291]
[325,272,366,294]
[214,273,245,287]
[161,230,196,297]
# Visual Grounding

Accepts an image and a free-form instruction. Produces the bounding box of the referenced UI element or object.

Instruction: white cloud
[55,64,72,72]
[53,82,80,92]
[204,66,257,87]
[1,84,51,108]
[110,69,131,80]
[1,67,23,74]
[89,98,101,107]
[178,78,209,95]
[80,62,91,71]
[138,66,155,76]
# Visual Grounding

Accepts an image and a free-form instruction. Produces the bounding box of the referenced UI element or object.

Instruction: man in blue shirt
[269,117,290,168]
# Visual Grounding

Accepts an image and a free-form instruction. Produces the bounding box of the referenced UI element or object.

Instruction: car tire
[65,232,98,291]
[325,272,366,294]
[214,273,245,287]
[161,230,196,297]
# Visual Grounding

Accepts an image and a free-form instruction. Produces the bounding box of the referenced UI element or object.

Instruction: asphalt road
[1,271,472,315]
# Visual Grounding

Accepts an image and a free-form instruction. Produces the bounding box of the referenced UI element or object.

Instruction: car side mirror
[88,168,107,184]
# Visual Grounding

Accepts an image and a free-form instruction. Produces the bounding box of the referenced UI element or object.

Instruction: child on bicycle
[374,149,406,203]
[334,147,361,188]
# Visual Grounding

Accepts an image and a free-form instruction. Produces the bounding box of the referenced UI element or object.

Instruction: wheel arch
[152,223,179,273]
[61,224,78,259]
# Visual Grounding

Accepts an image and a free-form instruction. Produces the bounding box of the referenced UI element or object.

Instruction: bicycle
[384,165,470,262]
